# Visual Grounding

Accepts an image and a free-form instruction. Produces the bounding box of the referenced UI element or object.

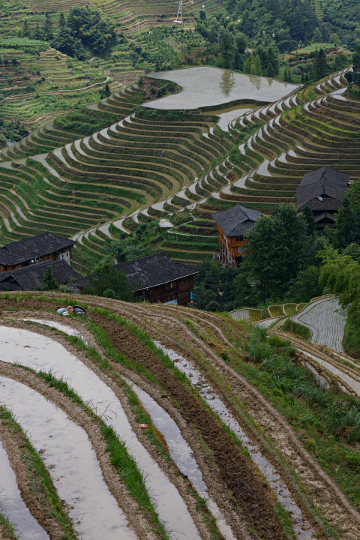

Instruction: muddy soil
[3,295,360,538]
[0,424,62,539]
[91,313,286,540]
[0,317,214,540]
[2,313,249,540]
[0,362,157,540]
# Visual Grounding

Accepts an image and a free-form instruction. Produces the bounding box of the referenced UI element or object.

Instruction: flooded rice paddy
[229,308,262,323]
[125,378,236,540]
[21,318,88,344]
[0,377,136,540]
[293,298,346,352]
[0,326,201,540]
[0,437,49,540]
[144,67,300,110]
[154,341,315,540]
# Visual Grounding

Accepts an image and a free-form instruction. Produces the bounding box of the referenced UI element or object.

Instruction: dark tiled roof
[0,260,80,291]
[307,197,343,212]
[212,204,260,237]
[116,252,198,289]
[74,252,199,291]
[296,167,349,210]
[314,212,336,223]
[0,232,75,266]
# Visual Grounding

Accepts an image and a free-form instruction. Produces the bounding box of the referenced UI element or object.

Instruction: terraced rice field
[0,63,354,269]
[0,0,219,38]
[0,60,356,272]
[0,46,107,132]
[292,297,346,352]
[2,292,360,539]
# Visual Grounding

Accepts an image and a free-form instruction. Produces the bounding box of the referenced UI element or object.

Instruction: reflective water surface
[0,377,136,540]
[155,341,315,540]
[144,67,300,110]
[0,326,201,540]
[0,437,49,539]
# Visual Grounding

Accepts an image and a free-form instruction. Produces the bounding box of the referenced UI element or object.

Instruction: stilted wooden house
[296,166,350,229]
[212,205,260,267]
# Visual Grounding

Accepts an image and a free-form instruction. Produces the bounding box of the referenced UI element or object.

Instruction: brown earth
[91,313,286,540]
[0,362,157,540]
[2,313,251,540]
[2,294,360,538]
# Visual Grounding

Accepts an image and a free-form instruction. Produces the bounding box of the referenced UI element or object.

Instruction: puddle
[154,342,315,540]
[144,67,300,110]
[20,319,88,345]
[125,378,236,540]
[0,377,136,540]
[0,437,49,540]
[0,327,201,540]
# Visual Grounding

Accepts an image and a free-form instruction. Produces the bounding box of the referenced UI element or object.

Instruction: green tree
[85,264,137,301]
[320,247,360,355]
[343,243,360,264]
[0,133,7,149]
[251,54,263,75]
[33,22,44,41]
[334,197,354,249]
[235,33,246,54]
[286,266,322,302]
[104,82,111,97]
[313,48,328,81]
[59,13,66,27]
[313,28,322,43]
[43,11,54,41]
[42,266,59,291]
[220,31,233,69]
[23,20,31,38]
[245,204,308,302]
[352,50,360,85]
[302,204,316,235]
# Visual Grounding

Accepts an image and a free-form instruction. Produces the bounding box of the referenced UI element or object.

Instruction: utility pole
[175,0,183,24]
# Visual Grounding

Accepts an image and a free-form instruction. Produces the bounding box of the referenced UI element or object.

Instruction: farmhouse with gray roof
[0,260,80,292]
[296,166,350,229]
[0,231,75,273]
[75,251,199,306]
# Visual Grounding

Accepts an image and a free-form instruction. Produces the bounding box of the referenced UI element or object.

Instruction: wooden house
[296,166,350,229]
[0,260,80,291]
[0,231,75,273]
[212,204,260,267]
[75,252,199,306]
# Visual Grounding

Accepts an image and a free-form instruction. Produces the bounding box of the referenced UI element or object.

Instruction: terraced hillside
[0,0,220,37]
[0,43,108,132]
[0,65,355,270]
[1,291,360,540]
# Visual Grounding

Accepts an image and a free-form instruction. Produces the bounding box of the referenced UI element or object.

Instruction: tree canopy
[85,264,137,301]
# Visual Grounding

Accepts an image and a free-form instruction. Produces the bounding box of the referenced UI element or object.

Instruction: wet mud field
[0,293,360,540]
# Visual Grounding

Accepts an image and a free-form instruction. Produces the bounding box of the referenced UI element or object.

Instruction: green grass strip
[0,405,77,540]
[17,366,170,539]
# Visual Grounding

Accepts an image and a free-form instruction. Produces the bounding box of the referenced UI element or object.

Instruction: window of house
[236,237,240,242]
